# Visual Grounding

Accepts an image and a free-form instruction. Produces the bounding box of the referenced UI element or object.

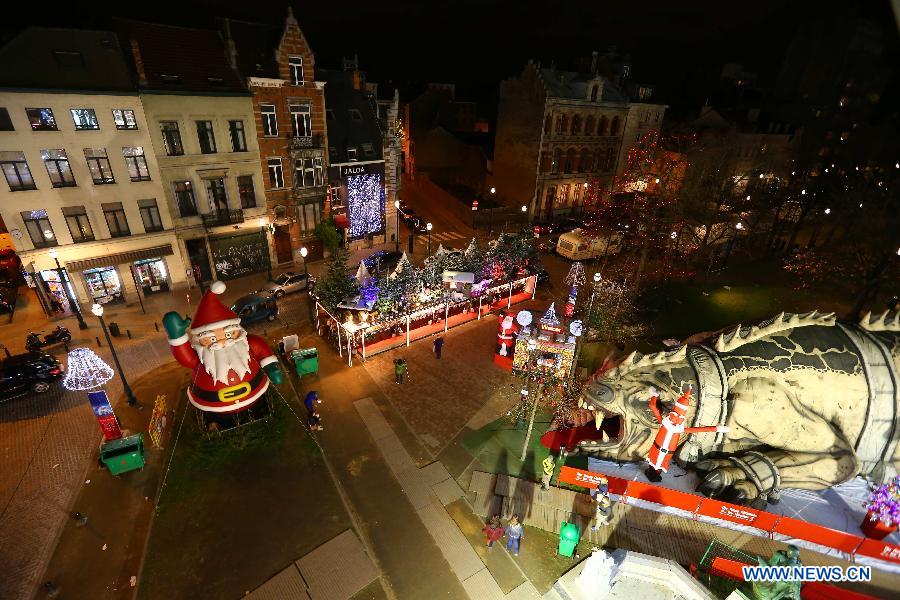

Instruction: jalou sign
[336,161,385,178]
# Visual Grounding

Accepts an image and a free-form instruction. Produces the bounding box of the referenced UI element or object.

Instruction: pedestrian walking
[482,515,504,549]
[433,336,444,359]
[49,295,63,313]
[307,411,324,431]
[540,454,555,490]
[304,390,321,415]
[505,514,524,556]
[394,358,407,384]
[590,480,612,531]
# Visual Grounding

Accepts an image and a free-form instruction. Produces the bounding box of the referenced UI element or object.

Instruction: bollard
[154,322,159,332]
[44,581,60,598]
[127,330,132,339]
[72,511,88,527]
[96,336,102,347]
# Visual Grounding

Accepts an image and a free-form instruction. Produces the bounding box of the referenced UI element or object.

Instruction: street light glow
[258,217,266,227]
[300,246,308,258]
[426,222,433,231]
[593,273,602,283]
[48,248,58,259]
[91,303,104,317]
[490,187,496,194]
[394,200,400,209]
[521,205,527,212]
[824,208,831,215]
[736,222,744,230]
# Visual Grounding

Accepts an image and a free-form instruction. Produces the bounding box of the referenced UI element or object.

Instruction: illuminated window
[103,202,130,237]
[112,109,138,130]
[26,108,57,131]
[160,121,183,156]
[21,209,57,247]
[71,108,99,130]
[122,147,150,181]
[83,148,115,184]
[289,56,304,85]
[41,149,76,187]
[261,104,278,136]
[1,151,36,191]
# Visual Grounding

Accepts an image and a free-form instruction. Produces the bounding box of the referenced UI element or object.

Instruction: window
[326,109,335,122]
[556,115,567,134]
[83,148,115,184]
[551,148,561,174]
[362,143,375,157]
[604,147,616,171]
[267,158,284,188]
[26,108,57,131]
[543,115,551,134]
[349,109,363,122]
[21,209,57,247]
[347,147,358,161]
[598,116,608,136]
[103,202,130,237]
[590,85,599,102]
[328,146,338,161]
[237,175,256,208]
[539,152,551,173]
[557,184,569,204]
[610,116,621,136]
[139,199,163,232]
[160,121,183,156]
[196,120,217,154]
[173,181,197,217]
[295,157,324,188]
[289,103,311,137]
[71,109,99,130]
[261,104,278,136]
[122,146,151,181]
[112,109,138,130]
[571,115,581,135]
[1,151,36,191]
[42,149,76,187]
[584,115,595,136]
[229,120,247,152]
[578,148,591,172]
[289,56,304,85]
[63,206,95,242]
[0,108,15,131]
[329,184,342,208]
[205,178,228,212]
[564,148,576,173]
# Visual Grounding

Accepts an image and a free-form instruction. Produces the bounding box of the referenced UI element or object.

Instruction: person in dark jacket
[304,391,320,415]
[433,336,444,359]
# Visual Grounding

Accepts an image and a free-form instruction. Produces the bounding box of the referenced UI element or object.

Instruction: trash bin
[293,348,319,377]
[558,522,580,557]
[109,322,121,337]
[100,433,145,475]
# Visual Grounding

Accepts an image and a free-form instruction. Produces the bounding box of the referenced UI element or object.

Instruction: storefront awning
[65,244,174,272]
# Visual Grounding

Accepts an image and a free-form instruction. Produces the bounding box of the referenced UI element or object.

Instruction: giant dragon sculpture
[557,310,900,508]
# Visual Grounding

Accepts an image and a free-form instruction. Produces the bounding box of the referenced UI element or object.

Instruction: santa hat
[191,281,242,332]
[672,385,693,418]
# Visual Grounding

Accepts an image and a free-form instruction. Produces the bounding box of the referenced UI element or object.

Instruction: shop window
[261,104,278,137]
[62,205,95,242]
[122,146,151,181]
[289,103,311,138]
[103,202,130,237]
[21,209,57,248]
[237,175,256,208]
[1,150,36,191]
[289,56,304,85]
[267,158,285,189]
[196,120,217,154]
[139,199,164,232]
[134,258,169,294]
[71,108,99,130]
[83,148,115,184]
[112,109,138,130]
[229,120,247,152]
[41,149,76,187]
[160,121,183,156]
[0,107,14,131]
[26,108,57,131]
[173,180,197,217]
[84,266,123,304]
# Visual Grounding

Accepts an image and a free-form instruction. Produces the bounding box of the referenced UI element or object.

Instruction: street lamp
[488,188,496,232]
[91,303,137,407]
[426,222,433,255]
[394,200,401,252]
[48,248,87,330]
[258,217,273,281]
[299,247,313,324]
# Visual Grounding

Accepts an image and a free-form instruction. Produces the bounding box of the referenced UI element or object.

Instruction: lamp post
[258,218,273,282]
[426,222,433,255]
[48,248,87,330]
[394,200,401,252]
[489,187,496,233]
[91,303,137,407]
[521,204,528,229]
[299,246,313,324]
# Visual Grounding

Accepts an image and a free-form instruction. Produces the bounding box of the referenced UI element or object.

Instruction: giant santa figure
[162,281,283,414]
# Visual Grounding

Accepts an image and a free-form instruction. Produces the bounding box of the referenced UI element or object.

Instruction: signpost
[87,390,123,441]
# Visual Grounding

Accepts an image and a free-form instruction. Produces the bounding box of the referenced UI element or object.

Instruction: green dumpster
[292,348,319,377]
[100,433,145,475]
[558,522,580,557]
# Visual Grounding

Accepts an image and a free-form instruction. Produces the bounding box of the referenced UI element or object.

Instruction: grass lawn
[461,410,556,481]
[139,391,351,600]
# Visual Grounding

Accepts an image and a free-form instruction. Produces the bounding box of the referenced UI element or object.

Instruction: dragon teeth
[602,431,610,443]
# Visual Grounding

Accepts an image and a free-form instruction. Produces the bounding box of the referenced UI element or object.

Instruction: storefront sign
[87,390,122,441]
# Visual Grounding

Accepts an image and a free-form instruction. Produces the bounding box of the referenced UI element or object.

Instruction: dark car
[408,217,429,233]
[232,293,279,326]
[0,352,63,400]
[400,207,417,221]
[362,250,403,275]
[554,217,582,234]
[536,270,551,286]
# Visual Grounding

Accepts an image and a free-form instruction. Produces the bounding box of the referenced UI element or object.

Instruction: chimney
[590,51,599,74]
[130,39,148,86]
[222,18,238,71]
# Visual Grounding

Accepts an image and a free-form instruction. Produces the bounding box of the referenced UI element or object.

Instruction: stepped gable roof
[539,68,626,103]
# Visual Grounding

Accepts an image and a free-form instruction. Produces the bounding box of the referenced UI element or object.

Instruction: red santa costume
[167,282,279,414]
[497,314,519,357]
[646,385,729,474]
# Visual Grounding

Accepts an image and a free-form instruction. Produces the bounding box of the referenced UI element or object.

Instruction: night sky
[3,0,897,105]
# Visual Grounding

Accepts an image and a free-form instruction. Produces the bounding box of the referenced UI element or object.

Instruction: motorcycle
[25,326,72,353]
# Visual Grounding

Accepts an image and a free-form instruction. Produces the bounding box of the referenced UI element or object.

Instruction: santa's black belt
[191,369,265,403]
[653,442,670,454]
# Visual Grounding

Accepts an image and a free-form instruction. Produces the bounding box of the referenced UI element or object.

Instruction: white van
[556,228,624,260]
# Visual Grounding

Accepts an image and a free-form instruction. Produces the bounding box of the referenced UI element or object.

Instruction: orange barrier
[557,466,900,568]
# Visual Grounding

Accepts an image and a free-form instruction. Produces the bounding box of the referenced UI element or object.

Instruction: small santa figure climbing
[162,281,283,415]
[645,384,729,482]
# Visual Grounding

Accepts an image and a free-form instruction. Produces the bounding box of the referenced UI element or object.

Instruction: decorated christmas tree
[375,252,419,317]
[564,262,586,287]
[314,246,359,313]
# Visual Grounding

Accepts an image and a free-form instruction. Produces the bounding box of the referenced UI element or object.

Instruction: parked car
[232,293,279,326]
[554,217,582,234]
[362,250,403,275]
[0,352,63,400]
[399,206,417,221]
[556,228,624,260]
[408,217,429,233]
[263,271,309,298]
[535,270,551,286]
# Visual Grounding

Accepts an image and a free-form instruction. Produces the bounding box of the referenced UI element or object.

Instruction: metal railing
[201,208,244,227]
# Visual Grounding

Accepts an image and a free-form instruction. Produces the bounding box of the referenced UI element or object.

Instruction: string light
[63,347,114,391]
[347,173,385,239]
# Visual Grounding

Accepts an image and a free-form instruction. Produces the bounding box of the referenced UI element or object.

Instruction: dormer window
[207,77,225,85]
[349,109,363,122]
[590,84,599,102]
[289,56,303,85]
[347,147,358,161]
[160,74,180,83]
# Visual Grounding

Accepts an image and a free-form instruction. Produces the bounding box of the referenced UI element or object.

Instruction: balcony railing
[288,133,323,149]
[201,208,244,228]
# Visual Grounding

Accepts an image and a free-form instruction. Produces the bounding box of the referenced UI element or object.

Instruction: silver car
[264,271,309,298]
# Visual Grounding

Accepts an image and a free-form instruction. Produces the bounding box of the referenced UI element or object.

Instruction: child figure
[505,514,524,556]
[482,515,504,550]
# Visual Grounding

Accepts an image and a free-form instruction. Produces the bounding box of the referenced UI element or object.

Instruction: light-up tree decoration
[347,173,385,240]
[63,347,114,391]
[865,476,900,527]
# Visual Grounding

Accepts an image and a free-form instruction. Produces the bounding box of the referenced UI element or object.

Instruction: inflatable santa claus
[162,281,283,414]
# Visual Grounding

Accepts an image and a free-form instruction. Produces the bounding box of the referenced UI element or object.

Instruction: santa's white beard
[191,336,251,385]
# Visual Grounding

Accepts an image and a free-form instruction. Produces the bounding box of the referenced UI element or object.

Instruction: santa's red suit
[497,314,519,357]
[646,386,728,473]
[166,283,279,414]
